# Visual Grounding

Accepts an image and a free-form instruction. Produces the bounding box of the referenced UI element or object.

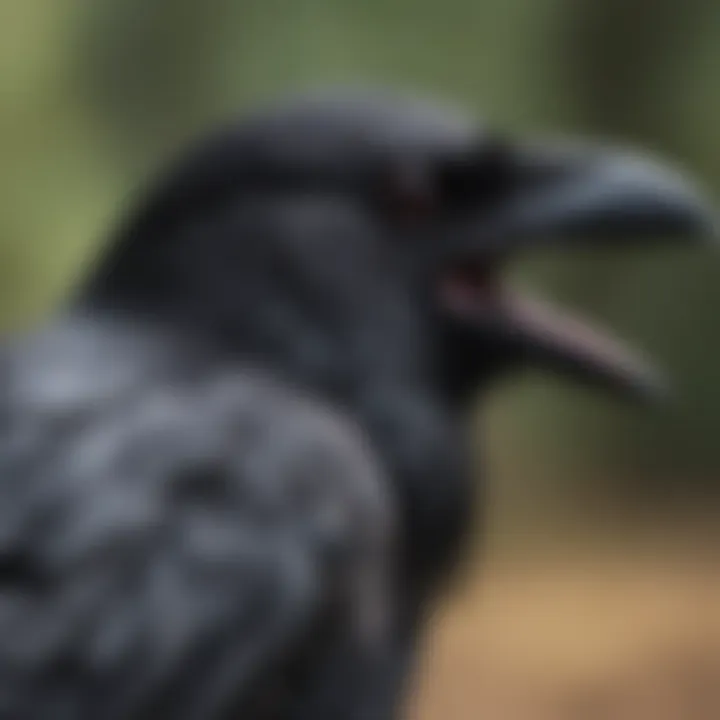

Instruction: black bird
[0,89,714,720]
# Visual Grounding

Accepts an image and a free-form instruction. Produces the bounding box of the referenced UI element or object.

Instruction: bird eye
[371,139,516,226]
[375,158,440,225]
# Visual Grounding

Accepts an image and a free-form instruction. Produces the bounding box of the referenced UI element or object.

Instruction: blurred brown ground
[409,527,720,720]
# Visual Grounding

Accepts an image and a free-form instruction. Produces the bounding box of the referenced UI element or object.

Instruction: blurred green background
[2,0,720,528]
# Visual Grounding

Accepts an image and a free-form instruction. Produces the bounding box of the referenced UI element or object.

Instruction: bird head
[87,89,716,407]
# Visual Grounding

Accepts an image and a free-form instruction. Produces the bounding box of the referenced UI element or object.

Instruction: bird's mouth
[440,258,668,400]
[435,140,717,402]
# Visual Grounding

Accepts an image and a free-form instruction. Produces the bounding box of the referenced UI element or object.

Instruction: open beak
[438,139,717,402]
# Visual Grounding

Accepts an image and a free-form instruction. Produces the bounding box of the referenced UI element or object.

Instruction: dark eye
[438,139,515,211]
[374,158,440,224]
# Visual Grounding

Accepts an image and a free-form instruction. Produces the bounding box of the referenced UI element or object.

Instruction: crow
[0,89,714,720]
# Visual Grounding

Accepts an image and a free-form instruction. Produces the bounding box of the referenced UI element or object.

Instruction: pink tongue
[502,289,665,395]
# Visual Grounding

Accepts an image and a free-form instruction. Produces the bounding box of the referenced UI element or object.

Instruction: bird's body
[0,236,470,719]
[0,90,712,719]
[0,314,406,719]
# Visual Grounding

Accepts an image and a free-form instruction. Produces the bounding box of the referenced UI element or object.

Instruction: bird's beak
[438,139,717,402]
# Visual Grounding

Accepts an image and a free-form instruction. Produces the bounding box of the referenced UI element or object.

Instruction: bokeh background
[2,1,720,717]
